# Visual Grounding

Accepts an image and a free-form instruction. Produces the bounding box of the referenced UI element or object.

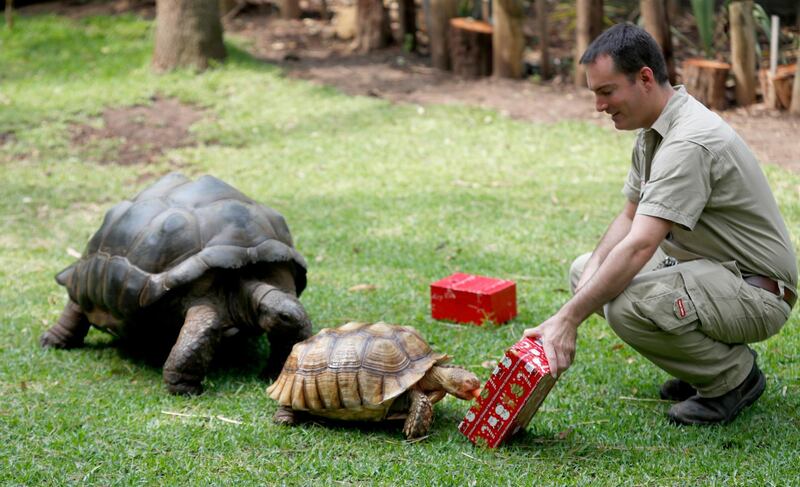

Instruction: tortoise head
[257,287,312,338]
[422,365,481,401]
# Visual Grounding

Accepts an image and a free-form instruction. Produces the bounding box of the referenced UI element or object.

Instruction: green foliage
[2,14,800,486]
[690,0,715,58]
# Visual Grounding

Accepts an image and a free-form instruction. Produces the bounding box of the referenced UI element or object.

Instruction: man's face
[586,54,649,130]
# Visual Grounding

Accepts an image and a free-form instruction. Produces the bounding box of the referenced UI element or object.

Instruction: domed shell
[267,322,448,419]
[56,173,307,318]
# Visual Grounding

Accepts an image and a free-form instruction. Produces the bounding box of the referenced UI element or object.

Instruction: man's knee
[569,252,592,294]
[604,294,640,343]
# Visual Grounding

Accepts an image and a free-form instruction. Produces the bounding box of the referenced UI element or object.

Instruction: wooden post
[427,0,459,70]
[281,0,301,19]
[729,1,756,106]
[682,58,730,110]
[790,62,800,115]
[449,18,492,78]
[535,0,551,79]
[356,0,391,52]
[5,0,13,30]
[493,0,525,79]
[575,0,603,87]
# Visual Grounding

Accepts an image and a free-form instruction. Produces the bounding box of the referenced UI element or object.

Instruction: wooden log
[449,18,492,78]
[729,1,756,106]
[759,64,796,110]
[682,58,730,110]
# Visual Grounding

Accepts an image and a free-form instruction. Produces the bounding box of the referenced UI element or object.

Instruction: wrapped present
[430,273,517,325]
[459,337,556,448]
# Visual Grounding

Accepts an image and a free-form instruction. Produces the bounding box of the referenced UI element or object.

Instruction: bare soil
[70,96,205,165]
[18,0,800,172]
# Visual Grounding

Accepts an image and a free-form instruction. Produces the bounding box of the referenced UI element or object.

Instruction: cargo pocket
[679,260,769,343]
[627,270,699,335]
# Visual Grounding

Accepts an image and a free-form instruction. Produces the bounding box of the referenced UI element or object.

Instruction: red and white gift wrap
[459,337,556,448]
[430,273,517,325]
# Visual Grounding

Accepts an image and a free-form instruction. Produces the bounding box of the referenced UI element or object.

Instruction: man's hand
[523,314,579,379]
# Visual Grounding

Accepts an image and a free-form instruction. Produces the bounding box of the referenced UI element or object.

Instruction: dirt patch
[231,15,800,171]
[0,131,15,146]
[70,96,205,165]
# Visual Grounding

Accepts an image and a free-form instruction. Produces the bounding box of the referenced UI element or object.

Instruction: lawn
[2,14,799,486]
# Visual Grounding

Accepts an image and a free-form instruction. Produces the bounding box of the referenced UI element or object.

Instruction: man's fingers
[542,341,559,379]
[522,327,540,338]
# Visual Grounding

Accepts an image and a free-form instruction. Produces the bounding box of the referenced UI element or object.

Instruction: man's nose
[595,98,607,112]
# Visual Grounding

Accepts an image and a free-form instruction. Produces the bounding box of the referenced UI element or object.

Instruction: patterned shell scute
[55,172,307,318]
[267,322,448,418]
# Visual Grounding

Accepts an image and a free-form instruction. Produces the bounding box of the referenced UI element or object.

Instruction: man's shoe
[659,378,697,402]
[667,361,766,426]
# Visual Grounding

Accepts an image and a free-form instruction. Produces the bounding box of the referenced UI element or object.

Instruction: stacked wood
[449,18,492,78]
[759,64,797,110]
[682,58,730,110]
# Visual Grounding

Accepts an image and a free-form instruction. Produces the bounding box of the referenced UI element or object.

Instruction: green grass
[2,14,800,486]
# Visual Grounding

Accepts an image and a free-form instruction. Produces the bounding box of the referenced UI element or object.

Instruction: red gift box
[459,337,556,448]
[430,273,517,325]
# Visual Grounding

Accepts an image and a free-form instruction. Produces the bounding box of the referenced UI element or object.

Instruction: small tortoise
[267,321,480,439]
[41,173,312,395]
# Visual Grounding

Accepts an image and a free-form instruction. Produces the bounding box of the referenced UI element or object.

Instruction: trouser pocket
[624,269,699,335]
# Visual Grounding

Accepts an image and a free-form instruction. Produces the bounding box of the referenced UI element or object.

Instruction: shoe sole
[668,372,766,426]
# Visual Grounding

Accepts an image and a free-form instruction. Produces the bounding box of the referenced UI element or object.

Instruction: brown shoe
[659,378,697,402]
[667,361,766,426]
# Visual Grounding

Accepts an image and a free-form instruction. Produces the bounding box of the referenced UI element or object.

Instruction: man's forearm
[584,206,635,271]
[563,231,662,325]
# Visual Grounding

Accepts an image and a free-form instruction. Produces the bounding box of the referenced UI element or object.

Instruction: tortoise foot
[39,328,85,349]
[273,406,297,426]
[163,372,204,395]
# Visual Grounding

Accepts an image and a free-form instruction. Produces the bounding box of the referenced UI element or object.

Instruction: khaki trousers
[570,250,792,397]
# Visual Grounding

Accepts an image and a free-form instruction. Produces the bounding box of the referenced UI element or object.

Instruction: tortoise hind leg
[40,300,91,349]
[162,302,223,395]
[402,388,434,439]
[273,406,299,426]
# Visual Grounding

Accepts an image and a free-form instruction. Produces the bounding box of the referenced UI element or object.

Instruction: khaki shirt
[622,86,798,290]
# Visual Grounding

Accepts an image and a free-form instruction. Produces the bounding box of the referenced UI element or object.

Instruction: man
[523,23,797,425]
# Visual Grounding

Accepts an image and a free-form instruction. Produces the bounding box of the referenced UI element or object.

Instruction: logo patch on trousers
[675,298,687,319]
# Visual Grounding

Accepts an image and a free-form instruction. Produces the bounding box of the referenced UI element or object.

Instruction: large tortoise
[41,172,312,395]
[267,321,480,439]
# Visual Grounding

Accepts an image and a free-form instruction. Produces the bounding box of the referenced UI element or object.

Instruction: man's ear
[639,66,656,89]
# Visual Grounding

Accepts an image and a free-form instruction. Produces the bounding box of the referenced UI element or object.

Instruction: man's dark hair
[579,23,669,85]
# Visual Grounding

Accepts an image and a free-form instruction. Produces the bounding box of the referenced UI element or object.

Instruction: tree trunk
[729,1,756,106]
[280,0,301,20]
[575,0,603,86]
[397,0,416,51]
[153,0,226,73]
[493,0,525,78]
[536,0,551,79]
[5,0,13,29]
[790,61,800,115]
[356,0,391,52]
[218,0,236,16]
[640,0,676,84]
[449,18,492,78]
[428,0,459,70]
[683,58,730,110]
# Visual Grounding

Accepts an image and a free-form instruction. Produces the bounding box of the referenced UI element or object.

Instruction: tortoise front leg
[40,300,91,349]
[402,387,434,439]
[163,302,223,395]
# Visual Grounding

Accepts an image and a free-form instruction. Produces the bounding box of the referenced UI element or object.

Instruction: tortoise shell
[267,322,449,420]
[56,172,307,319]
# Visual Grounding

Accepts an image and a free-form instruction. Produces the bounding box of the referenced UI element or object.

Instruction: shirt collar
[649,85,688,138]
